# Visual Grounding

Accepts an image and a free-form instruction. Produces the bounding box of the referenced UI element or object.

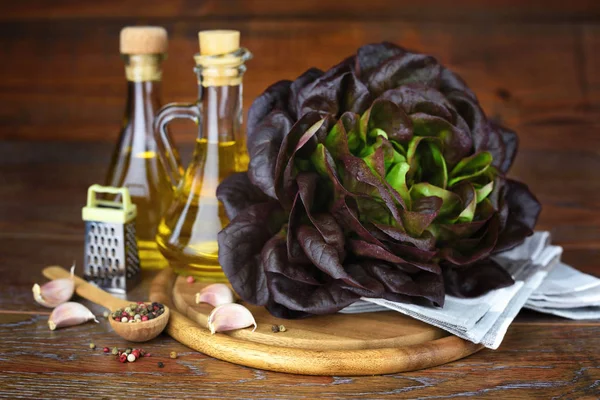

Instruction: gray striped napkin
[339,231,599,349]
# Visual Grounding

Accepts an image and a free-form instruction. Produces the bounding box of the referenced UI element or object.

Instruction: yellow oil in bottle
[154,30,252,281]
[105,141,174,269]
[156,138,246,280]
[106,29,177,270]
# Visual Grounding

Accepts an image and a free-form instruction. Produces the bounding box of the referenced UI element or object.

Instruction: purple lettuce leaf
[216,172,271,220]
[494,179,541,253]
[247,111,293,198]
[247,80,291,139]
[218,202,286,305]
[366,52,442,97]
[443,258,514,298]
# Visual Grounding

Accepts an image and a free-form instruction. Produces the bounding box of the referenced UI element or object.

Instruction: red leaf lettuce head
[217,42,541,318]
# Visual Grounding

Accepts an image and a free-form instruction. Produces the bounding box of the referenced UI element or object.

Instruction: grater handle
[43,266,131,311]
[86,184,133,212]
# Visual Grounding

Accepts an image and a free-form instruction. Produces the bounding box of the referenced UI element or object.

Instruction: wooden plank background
[1,3,600,398]
[1,0,599,256]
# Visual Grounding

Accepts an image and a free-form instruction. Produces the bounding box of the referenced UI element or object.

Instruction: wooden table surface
[1,1,600,398]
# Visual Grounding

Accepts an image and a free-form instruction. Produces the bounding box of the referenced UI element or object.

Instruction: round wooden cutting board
[149,269,483,376]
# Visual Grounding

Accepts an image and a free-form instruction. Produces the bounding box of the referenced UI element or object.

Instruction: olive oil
[105,145,173,266]
[153,30,252,281]
[156,139,244,280]
[105,27,179,269]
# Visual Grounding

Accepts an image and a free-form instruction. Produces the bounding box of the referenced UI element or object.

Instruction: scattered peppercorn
[170,351,177,359]
[186,276,195,284]
[112,302,165,323]
[89,342,96,349]
[103,347,110,353]
[158,362,164,368]
[108,347,148,363]
[278,325,287,332]
[271,325,280,333]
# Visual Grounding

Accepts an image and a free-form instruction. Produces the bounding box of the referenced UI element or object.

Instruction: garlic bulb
[207,303,257,334]
[195,283,234,307]
[48,302,98,330]
[33,265,75,308]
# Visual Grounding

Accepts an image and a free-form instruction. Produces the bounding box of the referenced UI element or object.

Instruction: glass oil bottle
[104,26,181,269]
[154,30,252,281]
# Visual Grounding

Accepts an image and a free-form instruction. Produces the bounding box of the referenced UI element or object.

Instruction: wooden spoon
[109,303,169,342]
[43,266,169,343]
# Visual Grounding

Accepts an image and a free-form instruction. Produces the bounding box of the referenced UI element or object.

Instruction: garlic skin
[48,302,98,330]
[195,283,234,307]
[207,303,257,334]
[33,265,75,308]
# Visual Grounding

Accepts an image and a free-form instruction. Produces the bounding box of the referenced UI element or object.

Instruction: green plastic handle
[86,184,133,211]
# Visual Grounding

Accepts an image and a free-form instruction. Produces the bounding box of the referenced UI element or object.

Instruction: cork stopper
[120,26,168,55]
[199,30,240,56]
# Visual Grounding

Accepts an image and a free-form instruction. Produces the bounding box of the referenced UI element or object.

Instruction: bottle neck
[124,54,164,82]
[122,54,163,136]
[125,80,162,126]
[193,47,251,144]
[200,84,242,144]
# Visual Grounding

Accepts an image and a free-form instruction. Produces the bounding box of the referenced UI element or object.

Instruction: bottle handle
[153,102,201,188]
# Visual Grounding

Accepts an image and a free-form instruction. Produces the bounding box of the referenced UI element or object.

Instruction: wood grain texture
[1,1,599,397]
[172,275,448,350]
[0,18,598,143]
[0,312,598,398]
[2,0,600,21]
[153,269,483,376]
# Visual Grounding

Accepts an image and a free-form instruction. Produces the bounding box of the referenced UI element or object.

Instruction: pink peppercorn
[141,315,148,321]
[132,349,140,358]
[103,347,109,353]
[119,354,127,363]
[186,276,195,284]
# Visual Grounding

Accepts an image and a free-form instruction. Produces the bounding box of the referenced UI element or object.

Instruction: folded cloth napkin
[339,231,599,349]
[524,261,600,320]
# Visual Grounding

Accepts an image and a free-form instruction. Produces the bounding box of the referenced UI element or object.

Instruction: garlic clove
[207,303,257,334]
[48,302,99,330]
[33,265,75,308]
[195,283,234,307]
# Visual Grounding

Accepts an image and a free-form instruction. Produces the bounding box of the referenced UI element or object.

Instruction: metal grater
[82,184,141,294]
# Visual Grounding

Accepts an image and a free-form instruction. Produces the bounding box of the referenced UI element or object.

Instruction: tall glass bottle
[105,26,180,269]
[154,30,251,281]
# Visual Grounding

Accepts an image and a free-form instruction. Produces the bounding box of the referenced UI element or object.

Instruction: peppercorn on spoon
[42,266,169,343]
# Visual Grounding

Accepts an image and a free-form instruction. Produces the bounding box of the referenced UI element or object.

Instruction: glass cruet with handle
[154,30,252,281]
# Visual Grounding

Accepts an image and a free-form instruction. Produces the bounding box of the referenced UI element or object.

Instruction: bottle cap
[198,30,240,56]
[120,26,168,54]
